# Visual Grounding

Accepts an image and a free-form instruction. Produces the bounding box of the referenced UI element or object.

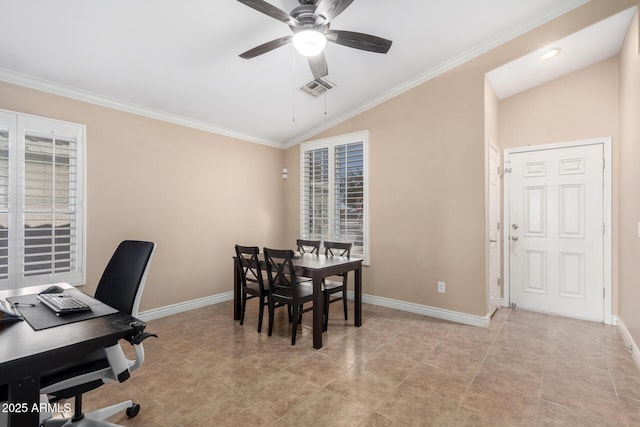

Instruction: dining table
[233,252,363,349]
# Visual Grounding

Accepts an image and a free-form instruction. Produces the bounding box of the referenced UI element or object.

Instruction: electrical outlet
[437,281,446,293]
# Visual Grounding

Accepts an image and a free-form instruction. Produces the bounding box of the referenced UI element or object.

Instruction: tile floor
[54,300,640,426]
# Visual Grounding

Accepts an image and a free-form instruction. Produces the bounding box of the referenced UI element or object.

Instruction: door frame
[486,139,501,317]
[503,137,612,324]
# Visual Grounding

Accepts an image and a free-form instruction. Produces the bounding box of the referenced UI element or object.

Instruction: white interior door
[508,144,604,321]
[488,144,501,316]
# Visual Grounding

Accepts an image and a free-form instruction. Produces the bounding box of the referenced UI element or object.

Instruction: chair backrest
[324,241,352,257]
[263,247,301,300]
[235,244,266,293]
[296,239,321,254]
[94,240,156,316]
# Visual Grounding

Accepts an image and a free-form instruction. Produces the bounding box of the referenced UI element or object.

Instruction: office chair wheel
[126,403,140,418]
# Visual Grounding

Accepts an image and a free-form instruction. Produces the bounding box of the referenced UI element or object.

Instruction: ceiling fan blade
[239,35,293,59]
[327,30,392,54]
[308,52,328,79]
[236,0,298,25]
[313,0,354,24]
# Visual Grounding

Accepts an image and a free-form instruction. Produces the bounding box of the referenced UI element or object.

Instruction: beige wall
[283,0,635,318]
[619,8,640,345]
[498,56,621,314]
[0,81,286,311]
[498,57,620,150]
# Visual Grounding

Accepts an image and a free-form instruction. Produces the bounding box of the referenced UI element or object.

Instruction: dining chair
[263,247,315,345]
[295,239,321,283]
[322,241,352,331]
[296,239,321,254]
[235,244,269,333]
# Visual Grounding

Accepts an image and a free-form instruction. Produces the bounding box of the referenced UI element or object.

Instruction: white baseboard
[138,291,234,322]
[347,291,491,328]
[137,289,490,328]
[617,317,640,370]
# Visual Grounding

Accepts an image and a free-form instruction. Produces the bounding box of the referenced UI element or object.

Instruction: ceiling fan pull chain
[292,46,296,123]
[324,91,327,116]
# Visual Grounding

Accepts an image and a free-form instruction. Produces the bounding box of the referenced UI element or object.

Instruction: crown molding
[282,0,590,148]
[0,67,282,149]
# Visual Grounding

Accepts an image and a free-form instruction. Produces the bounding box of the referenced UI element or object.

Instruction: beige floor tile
[462,381,539,426]
[324,367,398,409]
[285,351,352,387]
[283,388,370,426]
[376,383,459,426]
[61,304,640,426]
[619,396,640,426]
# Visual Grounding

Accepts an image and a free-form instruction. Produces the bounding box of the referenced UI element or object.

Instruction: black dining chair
[295,239,321,282]
[235,244,269,333]
[263,247,315,345]
[296,239,321,254]
[322,241,352,331]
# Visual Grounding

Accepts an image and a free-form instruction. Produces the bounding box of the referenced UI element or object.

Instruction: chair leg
[323,292,329,332]
[257,297,265,333]
[291,304,299,345]
[240,293,247,326]
[342,289,348,321]
[268,300,275,337]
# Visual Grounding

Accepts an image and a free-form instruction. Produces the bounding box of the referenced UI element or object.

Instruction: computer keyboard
[36,293,92,315]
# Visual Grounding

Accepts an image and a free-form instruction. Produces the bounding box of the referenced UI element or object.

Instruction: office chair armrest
[126,320,158,345]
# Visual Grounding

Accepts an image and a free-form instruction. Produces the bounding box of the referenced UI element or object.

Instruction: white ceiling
[488,8,635,99]
[0,0,630,148]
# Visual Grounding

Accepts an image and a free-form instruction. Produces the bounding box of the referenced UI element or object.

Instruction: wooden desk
[0,283,138,427]
[234,253,363,349]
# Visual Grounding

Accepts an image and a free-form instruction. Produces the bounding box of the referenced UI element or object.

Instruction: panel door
[508,144,604,321]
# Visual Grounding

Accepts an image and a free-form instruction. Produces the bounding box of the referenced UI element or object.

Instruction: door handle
[489,239,497,243]
[512,236,518,241]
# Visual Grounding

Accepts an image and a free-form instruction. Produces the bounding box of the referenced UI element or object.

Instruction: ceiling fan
[237,0,393,80]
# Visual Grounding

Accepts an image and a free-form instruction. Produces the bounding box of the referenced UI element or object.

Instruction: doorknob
[490,239,497,243]
[512,236,518,241]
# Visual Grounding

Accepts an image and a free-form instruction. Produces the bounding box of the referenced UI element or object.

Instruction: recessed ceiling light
[541,48,561,60]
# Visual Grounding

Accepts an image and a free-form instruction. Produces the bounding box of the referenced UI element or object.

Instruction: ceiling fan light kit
[292,30,327,57]
[237,0,392,79]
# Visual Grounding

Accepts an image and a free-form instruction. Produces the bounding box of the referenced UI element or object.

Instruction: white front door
[508,144,604,321]
[488,144,501,316]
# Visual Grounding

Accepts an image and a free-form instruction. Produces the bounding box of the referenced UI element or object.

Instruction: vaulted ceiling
[0,1,632,147]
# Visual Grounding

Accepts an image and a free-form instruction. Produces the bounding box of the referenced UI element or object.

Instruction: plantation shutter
[301,147,329,241]
[334,141,365,258]
[300,131,368,263]
[0,122,9,280]
[0,110,85,290]
[23,132,78,278]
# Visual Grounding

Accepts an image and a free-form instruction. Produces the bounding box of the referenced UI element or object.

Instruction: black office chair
[322,241,352,331]
[263,247,315,345]
[235,244,270,333]
[39,240,157,427]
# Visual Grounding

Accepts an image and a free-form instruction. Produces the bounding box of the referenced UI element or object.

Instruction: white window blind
[0,110,85,290]
[300,131,369,263]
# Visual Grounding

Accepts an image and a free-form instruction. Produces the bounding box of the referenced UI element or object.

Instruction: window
[0,110,85,290]
[300,131,369,263]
